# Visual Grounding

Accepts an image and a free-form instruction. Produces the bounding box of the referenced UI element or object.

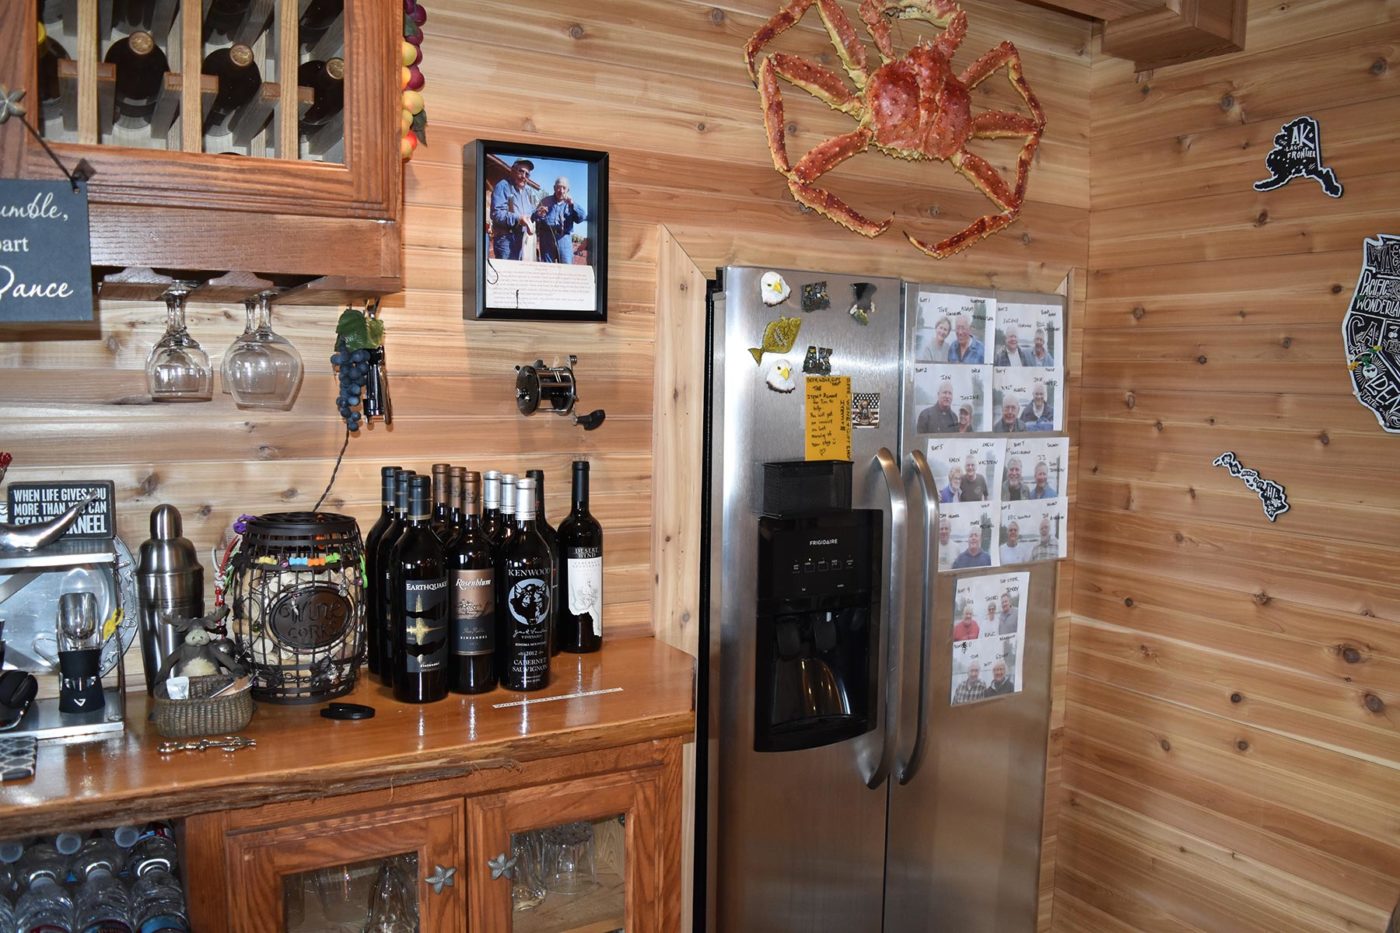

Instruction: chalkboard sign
[0,179,94,323]
[5,480,115,539]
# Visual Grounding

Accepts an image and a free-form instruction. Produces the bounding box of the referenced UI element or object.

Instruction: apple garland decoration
[401,1,428,160]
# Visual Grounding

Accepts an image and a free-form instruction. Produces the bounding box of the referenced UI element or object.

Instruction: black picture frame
[463,139,608,322]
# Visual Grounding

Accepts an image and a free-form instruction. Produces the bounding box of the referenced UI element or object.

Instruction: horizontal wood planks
[1055,1,1400,929]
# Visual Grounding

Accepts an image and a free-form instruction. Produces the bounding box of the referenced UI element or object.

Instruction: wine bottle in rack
[497,477,552,691]
[105,31,169,128]
[202,0,252,44]
[449,471,496,694]
[558,461,604,653]
[362,465,403,678]
[525,468,560,656]
[38,35,69,105]
[297,57,345,133]
[298,0,345,52]
[391,476,449,704]
[201,43,261,137]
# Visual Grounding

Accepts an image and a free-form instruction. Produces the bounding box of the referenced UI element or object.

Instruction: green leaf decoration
[404,15,421,40]
[336,308,383,350]
[412,108,428,144]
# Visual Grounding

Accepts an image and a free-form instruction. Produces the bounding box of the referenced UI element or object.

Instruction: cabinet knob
[425,864,457,894]
[486,852,517,881]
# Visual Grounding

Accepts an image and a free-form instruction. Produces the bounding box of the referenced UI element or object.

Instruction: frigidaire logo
[405,580,447,591]
[808,538,838,546]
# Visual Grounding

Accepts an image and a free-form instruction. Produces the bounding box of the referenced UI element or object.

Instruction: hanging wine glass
[225,290,304,410]
[145,281,214,402]
[220,296,257,395]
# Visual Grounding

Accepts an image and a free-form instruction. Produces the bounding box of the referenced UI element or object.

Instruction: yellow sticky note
[805,376,852,461]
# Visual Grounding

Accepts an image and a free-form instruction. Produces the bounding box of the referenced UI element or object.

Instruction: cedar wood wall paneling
[1053,0,1400,929]
[0,0,1090,925]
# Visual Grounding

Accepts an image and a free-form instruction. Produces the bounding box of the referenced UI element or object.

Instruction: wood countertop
[0,637,695,835]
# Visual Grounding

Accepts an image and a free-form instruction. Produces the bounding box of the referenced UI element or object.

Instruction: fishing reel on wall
[514,355,606,430]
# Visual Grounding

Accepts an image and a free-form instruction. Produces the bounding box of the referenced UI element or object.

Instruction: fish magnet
[849,282,877,325]
[765,359,797,393]
[801,281,830,312]
[802,345,832,375]
[749,316,802,364]
[760,271,792,306]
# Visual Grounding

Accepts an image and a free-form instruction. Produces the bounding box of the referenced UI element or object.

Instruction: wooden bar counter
[0,636,694,835]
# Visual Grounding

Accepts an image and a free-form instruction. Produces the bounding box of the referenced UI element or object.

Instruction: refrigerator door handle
[859,446,907,790]
[896,449,938,785]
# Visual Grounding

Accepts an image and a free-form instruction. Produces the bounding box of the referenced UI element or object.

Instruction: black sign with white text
[5,481,115,539]
[0,179,94,322]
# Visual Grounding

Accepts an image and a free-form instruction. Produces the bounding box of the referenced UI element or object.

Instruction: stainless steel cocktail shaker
[135,504,203,693]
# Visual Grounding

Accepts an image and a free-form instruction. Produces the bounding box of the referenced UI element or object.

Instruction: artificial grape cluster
[331,337,371,431]
[401,1,428,160]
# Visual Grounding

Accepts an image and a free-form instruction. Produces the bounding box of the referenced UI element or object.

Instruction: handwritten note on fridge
[805,376,851,461]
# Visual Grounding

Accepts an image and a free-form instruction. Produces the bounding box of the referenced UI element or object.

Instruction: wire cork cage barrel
[230,512,364,703]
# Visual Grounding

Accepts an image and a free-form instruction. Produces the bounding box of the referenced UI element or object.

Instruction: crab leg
[959,41,1046,129]
[745,0,870,89]
[758,58,794,173]
[769,53,862,115]
[859,0,966,62]
[787,127,892,238]
[970,112,1041,138]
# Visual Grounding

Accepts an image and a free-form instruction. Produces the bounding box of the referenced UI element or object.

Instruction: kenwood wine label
[403,577,447,673]
[452,569,495,656]
[0,180,94,322]
[505,575,550,684]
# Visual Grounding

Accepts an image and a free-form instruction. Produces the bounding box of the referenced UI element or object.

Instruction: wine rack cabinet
[2,0,402,300]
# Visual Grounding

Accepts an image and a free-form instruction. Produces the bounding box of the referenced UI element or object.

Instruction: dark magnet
[802,345,832,375]
[321,702,376,720]
[851,391,881,428]
[801,281,830,312]
[849,282,877,326]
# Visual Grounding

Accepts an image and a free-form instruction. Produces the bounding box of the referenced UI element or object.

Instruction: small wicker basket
[151,675,254,738]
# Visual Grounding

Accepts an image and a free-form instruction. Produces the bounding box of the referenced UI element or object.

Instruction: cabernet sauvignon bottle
[202,43,260,137]
[362,465,401,676]
[449,471,496,694]
[429,462,452,543]
[376,469,414,686]
[105,31,169,128]
[497,477,552,691]
[481,470,503,546]
[525,468,560,656]
[298,57,345,132]
[391,476,448,703]
[558,460,603,653]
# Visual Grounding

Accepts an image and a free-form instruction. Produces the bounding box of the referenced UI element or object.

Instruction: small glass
[509,830,547,912]
[366,854,419,932]
[541,821,597,896]
[146,282,213,401]
[57,591,99,650]
[220,297,257,395]
[224,291,304,410]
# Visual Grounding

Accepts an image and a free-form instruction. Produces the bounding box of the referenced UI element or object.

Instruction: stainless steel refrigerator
[696,266,1060,933]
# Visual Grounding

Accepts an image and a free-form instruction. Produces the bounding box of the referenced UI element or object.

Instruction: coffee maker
[752,462,880,753]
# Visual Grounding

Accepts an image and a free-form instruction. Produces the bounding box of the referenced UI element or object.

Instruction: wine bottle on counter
[429,462,452,543]
[390,476,448,703]
[298,0,344,51]
[105,31,169,128]
[201,43,261,137]
[298,57,345,132]
[481,470,503,546]
[37,34,68,105]
[558,461,603,653]
[498,477,552,691]
[497,473,518,554]
[449,471,496,694]
[362,465,402,677]
[525,468,560,656]
[376,469,414,686]
[202,0,251,43]
[448,466,467,536]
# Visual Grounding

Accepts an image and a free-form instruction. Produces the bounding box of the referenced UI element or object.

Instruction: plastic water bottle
[126,835,176,878]
[108,828,140,851]
[18,842,70,888]
[14,873,74,932]
[0,893,15,930]
[73,865,132,933]
[130,868,187,933]
[53,834,83,858]
[72,836,125,880]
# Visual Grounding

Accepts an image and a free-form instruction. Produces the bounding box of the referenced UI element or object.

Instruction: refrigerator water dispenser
[753,510,880,752]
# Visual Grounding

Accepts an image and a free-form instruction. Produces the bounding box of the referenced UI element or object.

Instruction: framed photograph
[464,139,608,321]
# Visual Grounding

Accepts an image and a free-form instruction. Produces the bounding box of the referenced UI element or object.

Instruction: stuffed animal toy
[156,606,245,682]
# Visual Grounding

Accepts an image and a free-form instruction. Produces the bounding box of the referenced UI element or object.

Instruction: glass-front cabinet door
[225,798,466,932]
[466,767,669,932]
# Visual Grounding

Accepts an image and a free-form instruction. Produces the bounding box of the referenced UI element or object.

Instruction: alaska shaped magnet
[1212,451,1290,522]
[1253,116,1343,198]
[760,271,791,306]
[802,345,832,375]
[852,392,880,428]
[749,315,802,364]
[1343,234,1400,431]
[849,282,877,326]
[765,359,796,393]
[801,281,830,312]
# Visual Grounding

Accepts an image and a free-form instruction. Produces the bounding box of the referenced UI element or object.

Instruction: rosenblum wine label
[503,571,550,687]
[451,569,494,657]
[565,546,604,637]
[402,576,447,674]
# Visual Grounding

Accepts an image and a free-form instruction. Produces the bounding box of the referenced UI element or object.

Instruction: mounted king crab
[744,0,1046,259]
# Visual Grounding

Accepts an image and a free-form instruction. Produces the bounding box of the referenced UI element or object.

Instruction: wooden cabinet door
[466,763,679,933]
[225,797,466,933]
